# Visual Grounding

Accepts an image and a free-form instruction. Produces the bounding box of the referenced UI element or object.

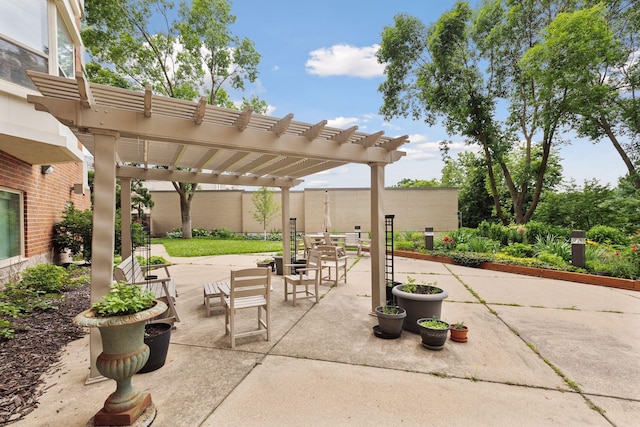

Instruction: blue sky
[221,0,625,189]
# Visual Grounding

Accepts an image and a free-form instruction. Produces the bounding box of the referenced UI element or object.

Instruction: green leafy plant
[380,305,404,315]
[91,282,155,317]
[20,264,69,294]
[452,321,466,330]
[402,277,442,294]
[419,317,449,329]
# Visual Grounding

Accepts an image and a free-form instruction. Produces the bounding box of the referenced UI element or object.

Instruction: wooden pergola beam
[192,96,207,125]
[332,126,358,144]
[270,113,293,136]
[144,85,152,117]
[234,106,253,131]
[301,120,327,140]
[75,71,94,108]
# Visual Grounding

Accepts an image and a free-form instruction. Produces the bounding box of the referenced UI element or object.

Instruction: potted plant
[373,304,406,339]
[256,257,275,271]
[392,277,448,333]
[417,317,450,350]
[450,321,469,343]
[73,282,167,426]
[139,321,172,373]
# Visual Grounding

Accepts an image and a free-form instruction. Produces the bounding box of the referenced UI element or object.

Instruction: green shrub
[587,225,629,246]
[468,237,500,253]
[501,243,535,258]
[0,319,15,340]
[166,229,183,239]
[192,228,209,237]
[456,243,470,251]
[536,251,568,267]
[449,227,478,244]
[534,234,571,262]
[395,240,416,251]
[20,264,69,294]
[450,251,493,267]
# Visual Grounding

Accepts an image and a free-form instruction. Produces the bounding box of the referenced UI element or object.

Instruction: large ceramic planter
[374,305,406,338]
[139,322,172,373]
[417,318,450,351]
[392,284,448,334]
[73,300,167,426]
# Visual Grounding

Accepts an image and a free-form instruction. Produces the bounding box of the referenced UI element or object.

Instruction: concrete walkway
[17,246,640,426]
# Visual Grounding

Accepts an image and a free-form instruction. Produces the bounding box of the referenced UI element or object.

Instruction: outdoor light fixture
[41,165,54,175]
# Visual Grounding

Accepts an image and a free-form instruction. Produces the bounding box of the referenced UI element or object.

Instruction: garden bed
[394,250,640,292]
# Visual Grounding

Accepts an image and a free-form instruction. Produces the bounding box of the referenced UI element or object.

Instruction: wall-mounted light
[41,165,54,175]
[70,183,84,195]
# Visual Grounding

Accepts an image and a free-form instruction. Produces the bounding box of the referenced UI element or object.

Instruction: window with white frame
[0,189,22,262]
[56,12,74,78]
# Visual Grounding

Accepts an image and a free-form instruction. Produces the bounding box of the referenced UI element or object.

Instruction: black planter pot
[417,318,449,351]
[392,284,448,334]
[292,258,306,274]
[274,256,284,275]
[139,322,172,373]
[374,305,406,338]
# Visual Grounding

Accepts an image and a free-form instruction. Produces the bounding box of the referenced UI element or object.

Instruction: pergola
[27,71,408,377]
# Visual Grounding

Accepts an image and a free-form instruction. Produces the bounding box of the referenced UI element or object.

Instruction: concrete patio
[16,245,640,426]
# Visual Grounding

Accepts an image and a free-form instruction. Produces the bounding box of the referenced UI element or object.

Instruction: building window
[0,0,48,88]
[56,12,73,78]
[0,189,22,262]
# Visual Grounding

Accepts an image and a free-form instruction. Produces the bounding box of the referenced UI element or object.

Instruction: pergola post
[88,131,119,381]
[281,187,291,274]
[120,177,132,260]
[370,163,385,312]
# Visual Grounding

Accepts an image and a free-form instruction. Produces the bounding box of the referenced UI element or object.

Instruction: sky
[205,0,626,189]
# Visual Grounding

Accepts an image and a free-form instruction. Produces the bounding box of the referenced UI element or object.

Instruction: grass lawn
[152,237,282,257]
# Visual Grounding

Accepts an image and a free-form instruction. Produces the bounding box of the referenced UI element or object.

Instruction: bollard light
[571,230,586,268]
[355,225,361,238]
[424,227,434,251]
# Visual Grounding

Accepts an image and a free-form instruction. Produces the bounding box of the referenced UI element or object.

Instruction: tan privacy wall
[150,187,458,236]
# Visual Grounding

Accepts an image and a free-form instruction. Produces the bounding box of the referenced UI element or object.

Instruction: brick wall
[0,151,89,259]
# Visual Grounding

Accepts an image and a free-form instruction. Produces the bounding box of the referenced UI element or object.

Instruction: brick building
[0,1,89,282]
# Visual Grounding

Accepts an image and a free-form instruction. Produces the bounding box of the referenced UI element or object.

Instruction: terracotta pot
[450,326,469,343]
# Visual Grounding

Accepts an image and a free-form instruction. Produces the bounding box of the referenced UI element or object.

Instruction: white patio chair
[317,244,348,286]
[284,250,322,306]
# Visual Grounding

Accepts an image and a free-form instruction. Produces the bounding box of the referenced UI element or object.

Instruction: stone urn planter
[417,317,450,351]
[392,282,448,333]
[373,305,406,339]
[74,297,167,426]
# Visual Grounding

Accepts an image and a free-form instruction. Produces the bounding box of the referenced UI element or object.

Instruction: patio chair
[223,267,271,348]
[303,235,318,260]
[345,232,370,257]
[317,244,348,286]
[283,250,322,306]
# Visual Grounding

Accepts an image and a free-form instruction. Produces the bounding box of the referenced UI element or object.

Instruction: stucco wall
[150,187,458,236]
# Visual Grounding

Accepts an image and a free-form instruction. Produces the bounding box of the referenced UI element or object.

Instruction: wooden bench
[114,255,180,325]
[203,281,228,316]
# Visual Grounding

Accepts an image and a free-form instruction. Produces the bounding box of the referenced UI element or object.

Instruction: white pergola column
[370,163,385,312]
[281,187,291,274]
[120,177,132,260]
[88,131,119,381]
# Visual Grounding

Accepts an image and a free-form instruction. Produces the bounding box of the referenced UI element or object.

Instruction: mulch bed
[0,283,89,425]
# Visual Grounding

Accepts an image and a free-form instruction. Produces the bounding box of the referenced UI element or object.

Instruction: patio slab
[16,253,634,427]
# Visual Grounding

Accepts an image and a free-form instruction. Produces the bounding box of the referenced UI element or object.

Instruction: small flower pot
[450,326,469,343]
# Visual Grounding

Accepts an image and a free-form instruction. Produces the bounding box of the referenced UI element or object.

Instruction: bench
[114,255,180,325]
[203,281,228,316]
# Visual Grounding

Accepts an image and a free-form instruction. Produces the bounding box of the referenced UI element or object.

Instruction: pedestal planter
[73,300,167,426]
[374,305,406,339]
[139,322,172,373]
[417,318,450,351]
[274,256,284,275]
[392,284,448,334]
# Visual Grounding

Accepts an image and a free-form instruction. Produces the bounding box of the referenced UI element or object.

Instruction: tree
[377,1,582,225]
[82,0,263,239]
[250,187,280,240]
[441,151,494,227]
[523,1,640,188]
[393,178,440,188]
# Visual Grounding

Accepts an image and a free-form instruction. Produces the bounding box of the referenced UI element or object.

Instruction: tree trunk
[598,115,640,189]
[172,182,194,239]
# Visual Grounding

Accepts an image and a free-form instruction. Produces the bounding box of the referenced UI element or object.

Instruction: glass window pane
[0,0,48,54]
[0,190,21,261]
[57,12,73,78]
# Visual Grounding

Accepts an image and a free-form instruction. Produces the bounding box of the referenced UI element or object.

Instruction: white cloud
[306,179,330,188]
[327,116,359,128]
[306,44,385,78]
[272,65,280,71]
